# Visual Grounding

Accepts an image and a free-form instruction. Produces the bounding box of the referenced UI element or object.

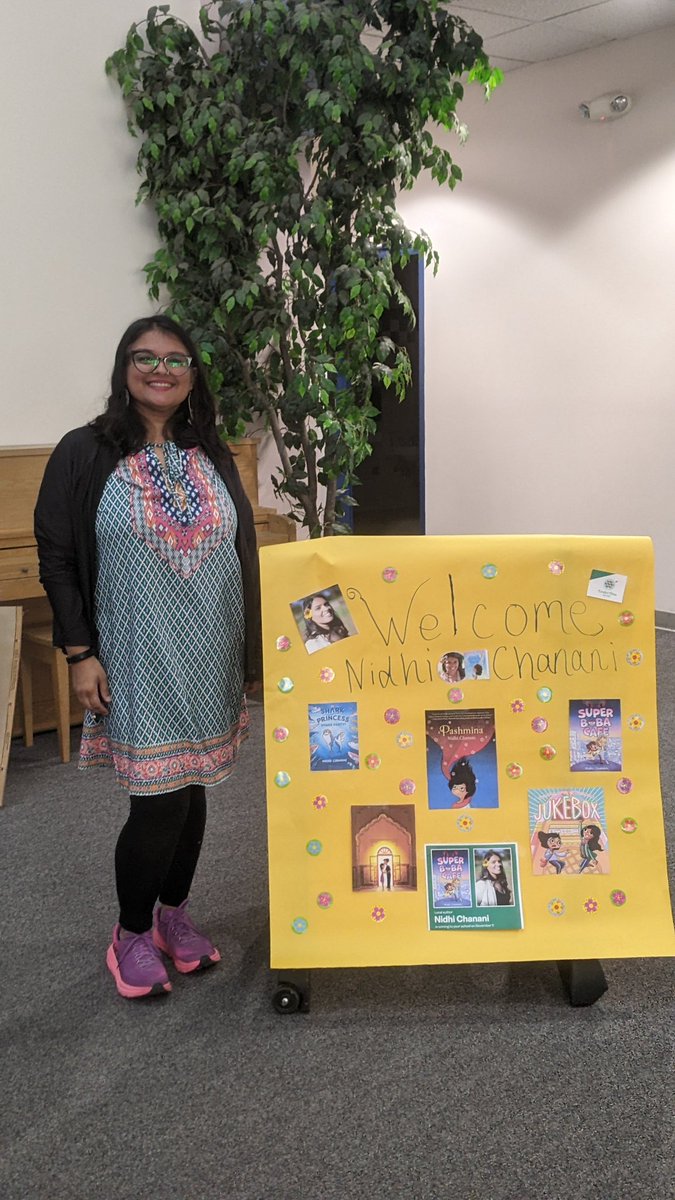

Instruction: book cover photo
[425,844,523,931]
[308,702,359,771]
[528,788,610,876]
[569,699,622,772]
[351,804,417,892]
[425,709,499,809]
[289,585,358,655]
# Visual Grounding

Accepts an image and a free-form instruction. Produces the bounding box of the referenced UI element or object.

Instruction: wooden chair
[20,625,71,763]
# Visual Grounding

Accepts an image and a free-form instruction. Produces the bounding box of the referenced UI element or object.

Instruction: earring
[187,391,193,422]
[125,387,131,407]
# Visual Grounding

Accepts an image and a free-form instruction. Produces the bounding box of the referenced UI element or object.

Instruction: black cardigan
[34,426,262,683]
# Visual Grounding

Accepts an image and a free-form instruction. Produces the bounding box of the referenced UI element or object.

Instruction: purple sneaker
[106,925,172,999]
[153,901,221,974]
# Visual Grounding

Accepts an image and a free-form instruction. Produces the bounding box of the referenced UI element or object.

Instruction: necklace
[146,442,190,514]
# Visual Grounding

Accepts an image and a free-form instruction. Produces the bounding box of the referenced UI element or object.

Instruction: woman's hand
[70,657,111,715]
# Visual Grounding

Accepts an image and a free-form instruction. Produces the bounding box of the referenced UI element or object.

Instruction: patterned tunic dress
[79,442,249,794]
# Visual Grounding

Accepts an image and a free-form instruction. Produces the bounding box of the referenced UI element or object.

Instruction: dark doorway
[351,254,424,535]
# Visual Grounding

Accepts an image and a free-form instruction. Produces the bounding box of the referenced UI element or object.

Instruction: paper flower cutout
[277,676,294,693]
[396,731,414,748]
[583,898,599,914]
[319,667,335,683]
[628,714,645,732]
[306,840,322,856]
[548,898,566,917]
[399,778,416,795]
[317,892,333,909]
[537,687,553,703]
[313,794,328,811]
[448,688,464,704]
[511,699,525,714]
[540,744,556,761]
[292,917,308,934]
[371,906,386,922]
[506,762,523,779]
[481,563,498,579]
[365,754,381,770]
[276,635,291,651]
[548,561,565,576]
[626,649,643,667]
[457,815,474,832]
[384,708,400,725]
[619,611,635,627]
[382,568,398,583]
[610,889,627,907]
[616,777,633,794]
[620,817,638,834]
[273,726,289,743]
[531,717,548,733]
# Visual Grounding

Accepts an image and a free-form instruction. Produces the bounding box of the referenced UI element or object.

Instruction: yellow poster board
[261,536,675,968]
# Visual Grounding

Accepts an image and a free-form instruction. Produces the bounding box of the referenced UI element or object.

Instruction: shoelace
[122,932,159,968]
[163,911,197,945]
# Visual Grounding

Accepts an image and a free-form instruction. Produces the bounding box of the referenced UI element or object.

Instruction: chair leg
[51,652,71,764]
[20,656,34,747]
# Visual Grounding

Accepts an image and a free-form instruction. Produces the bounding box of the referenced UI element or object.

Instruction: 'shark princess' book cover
[308,702,359,771]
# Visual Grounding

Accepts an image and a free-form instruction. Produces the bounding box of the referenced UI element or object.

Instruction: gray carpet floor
[1,636,674,1200]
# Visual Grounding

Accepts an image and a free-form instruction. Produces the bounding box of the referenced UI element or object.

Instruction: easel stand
[272,961,608,1013]
[556,959,608,1007]
[272,971,311,1014]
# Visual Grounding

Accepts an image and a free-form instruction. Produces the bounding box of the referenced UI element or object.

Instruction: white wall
[397,26,675,609]
[0,0,198,441]
[2,8,675,603]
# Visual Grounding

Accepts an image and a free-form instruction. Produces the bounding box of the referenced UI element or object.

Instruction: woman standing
[35,315,261,1000]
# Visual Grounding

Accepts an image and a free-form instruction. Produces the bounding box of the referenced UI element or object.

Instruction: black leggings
[114,785,207,934]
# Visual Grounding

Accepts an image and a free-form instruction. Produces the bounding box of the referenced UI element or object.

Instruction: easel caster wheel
[273,985,301,1014]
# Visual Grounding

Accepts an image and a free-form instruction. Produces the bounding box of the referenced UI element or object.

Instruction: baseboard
[655,610,675,631]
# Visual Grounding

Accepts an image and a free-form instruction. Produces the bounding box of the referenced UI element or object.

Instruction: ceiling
[449,0,675,70]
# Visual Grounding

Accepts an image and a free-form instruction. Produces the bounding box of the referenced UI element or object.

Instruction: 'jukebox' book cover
[528,788,610,876]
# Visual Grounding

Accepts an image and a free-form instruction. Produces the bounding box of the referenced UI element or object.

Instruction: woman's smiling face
[309,596,333,628]
[126,328,194,431]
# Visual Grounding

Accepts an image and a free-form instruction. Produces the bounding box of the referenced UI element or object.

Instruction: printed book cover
[308,702,359,771]
[528,788,610,876]
[425,844,523,931]
[425,709,498,809]
[350,804,418,892]
[569,699,622,771]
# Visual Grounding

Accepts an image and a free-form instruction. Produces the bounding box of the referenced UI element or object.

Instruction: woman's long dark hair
[478,850,512,904]
[90,314,226,464]
[302,594,349,643]
[581,824,603,852]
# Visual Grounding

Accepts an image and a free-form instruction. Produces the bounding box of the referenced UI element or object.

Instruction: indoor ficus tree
[107,0,500,536]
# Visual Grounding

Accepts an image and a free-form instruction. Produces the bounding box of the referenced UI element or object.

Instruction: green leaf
[107,0,491,536]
